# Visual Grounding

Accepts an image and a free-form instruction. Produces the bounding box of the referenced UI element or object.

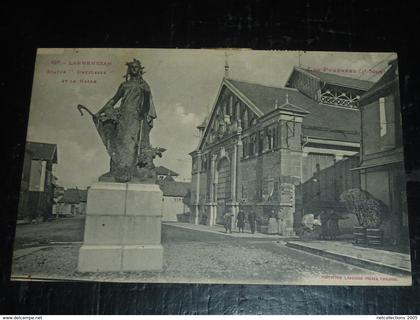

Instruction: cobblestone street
[11,217,387,284]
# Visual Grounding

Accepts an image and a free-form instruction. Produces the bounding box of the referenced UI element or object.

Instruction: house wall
[362,100,382,156]
[55,203,75,215]
[360,163,408,244]
[18,159,55,220]
[29,160,46,192]
[361,93,402,160]
[302,153,336,183]
[358,65,407,245]
[79,202,87,215]
[361,169,390,206]
[300,155,361,234]
[18,151,33,220]
[162,196,187,221]
[20,150,32,192]
[18,191,53,220]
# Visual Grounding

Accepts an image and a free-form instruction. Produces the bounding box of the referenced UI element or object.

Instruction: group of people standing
[318,209,348,240]
[223,210,257,234]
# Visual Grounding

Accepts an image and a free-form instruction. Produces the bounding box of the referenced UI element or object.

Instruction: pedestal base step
[78,244,163,272]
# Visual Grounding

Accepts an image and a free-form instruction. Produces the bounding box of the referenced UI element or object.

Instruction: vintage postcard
[11,48,411,285]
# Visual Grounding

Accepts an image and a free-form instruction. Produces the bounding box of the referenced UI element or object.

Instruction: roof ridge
[27,141,57,146]
[297,66,375,84]
[226,78,298,92]
[303,124,359,134]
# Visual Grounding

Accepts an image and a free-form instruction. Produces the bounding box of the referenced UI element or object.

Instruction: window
[201,155,208,171]
[241,184,248,200]
[235,102,240,120]
[379,95,396,150]
[242,110,248,129]
[242,137,249,158]
[249,134,256,156]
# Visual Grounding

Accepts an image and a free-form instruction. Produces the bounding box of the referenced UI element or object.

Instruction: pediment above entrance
[199,80,261,150]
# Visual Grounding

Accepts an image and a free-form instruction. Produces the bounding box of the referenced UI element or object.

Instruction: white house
[159,181,191,221]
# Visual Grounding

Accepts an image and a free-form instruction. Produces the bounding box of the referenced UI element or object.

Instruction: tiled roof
[26,141,58,163]
[269,102,309,116]
[155,166,179,176]
[160,181,191,197]
[78,189,88,202]
[360,60,398,101]
[297,67,374,91]
[227,79,360,142]
[59,188,87,204]
[303,127,360,143]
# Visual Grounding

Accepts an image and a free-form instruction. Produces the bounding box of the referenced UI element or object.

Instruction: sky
[26,49,396,188]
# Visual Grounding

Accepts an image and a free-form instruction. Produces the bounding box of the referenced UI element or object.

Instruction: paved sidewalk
[163,221,299,240]
[286,240,411,276]
[13,246,52,260]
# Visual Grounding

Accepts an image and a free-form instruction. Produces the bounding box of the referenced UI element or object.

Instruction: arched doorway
[215,157,231,224]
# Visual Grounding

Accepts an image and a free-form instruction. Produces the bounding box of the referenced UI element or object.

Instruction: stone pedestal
[78,182,163,272]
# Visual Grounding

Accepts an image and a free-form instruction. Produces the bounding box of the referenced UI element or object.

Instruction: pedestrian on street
[223,211,234,233]
[319,210,330,240]
[236,210,245,233]
[248,211,257,234]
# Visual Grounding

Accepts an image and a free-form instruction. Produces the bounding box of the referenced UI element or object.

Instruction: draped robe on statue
[94,78,157,182]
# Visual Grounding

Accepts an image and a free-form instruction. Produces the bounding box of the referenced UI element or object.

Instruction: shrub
[340,188,389,228]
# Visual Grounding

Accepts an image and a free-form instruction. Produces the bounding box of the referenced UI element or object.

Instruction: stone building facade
[189,66,374,233]
[354,59,408,245]
[18,141,58,221]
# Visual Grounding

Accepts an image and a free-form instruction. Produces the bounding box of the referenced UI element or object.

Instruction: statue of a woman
[78,59,164,183]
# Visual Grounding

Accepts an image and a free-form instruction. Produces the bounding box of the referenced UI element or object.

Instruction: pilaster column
[230,139,242,230]
[194,152,201,225]
[231,143,238,202]
[209,154,217,227]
